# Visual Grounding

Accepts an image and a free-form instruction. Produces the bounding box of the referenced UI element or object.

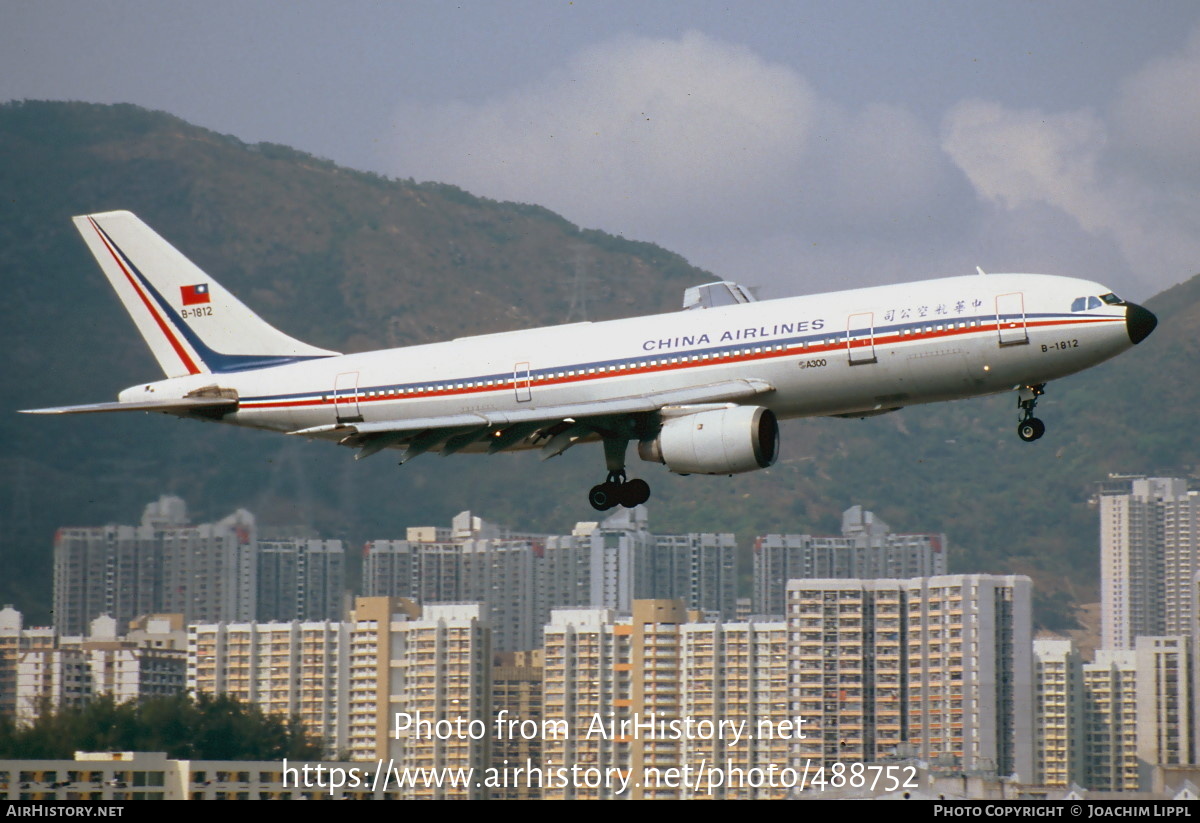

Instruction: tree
[0,693,324,760]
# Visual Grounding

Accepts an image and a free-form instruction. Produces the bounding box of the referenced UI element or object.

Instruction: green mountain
[1,100,1195,628]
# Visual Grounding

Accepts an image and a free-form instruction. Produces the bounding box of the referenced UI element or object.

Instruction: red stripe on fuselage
[89,217,201,376]
[235,314,1122,412]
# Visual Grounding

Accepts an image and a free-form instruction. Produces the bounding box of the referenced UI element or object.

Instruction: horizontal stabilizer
[19,396,238,416]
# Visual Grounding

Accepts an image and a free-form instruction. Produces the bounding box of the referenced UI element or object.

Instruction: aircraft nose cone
[1125,302,1157,345]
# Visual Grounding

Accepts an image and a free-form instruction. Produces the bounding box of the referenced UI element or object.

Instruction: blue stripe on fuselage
[96,223,332,374]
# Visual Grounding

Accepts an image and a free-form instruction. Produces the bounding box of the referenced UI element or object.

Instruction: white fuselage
[123,272,1135,445]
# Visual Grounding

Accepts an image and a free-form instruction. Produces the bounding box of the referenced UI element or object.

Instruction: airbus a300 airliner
[24,211,1157,510]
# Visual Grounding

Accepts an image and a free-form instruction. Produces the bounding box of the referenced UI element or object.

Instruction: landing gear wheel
[588,483,621,511]
[1015,384,1047,443]
[590,437,652,510]
[587,474,651,511]
[620,478,651,508]
[1017,417,1045,442]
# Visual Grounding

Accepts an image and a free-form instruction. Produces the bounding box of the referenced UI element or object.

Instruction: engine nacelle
[638,406,779,475]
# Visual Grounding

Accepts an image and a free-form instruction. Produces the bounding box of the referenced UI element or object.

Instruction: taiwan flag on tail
[181,283,210,306]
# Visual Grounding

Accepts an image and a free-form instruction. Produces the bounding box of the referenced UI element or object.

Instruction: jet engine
[638,406,779,475]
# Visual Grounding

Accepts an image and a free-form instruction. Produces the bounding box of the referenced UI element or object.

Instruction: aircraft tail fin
[73,210,340,378]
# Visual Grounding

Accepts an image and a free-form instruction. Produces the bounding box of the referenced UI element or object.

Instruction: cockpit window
[1077,294,1125,311]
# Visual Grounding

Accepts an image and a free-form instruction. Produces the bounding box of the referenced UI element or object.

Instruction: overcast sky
[4,1,1199,300]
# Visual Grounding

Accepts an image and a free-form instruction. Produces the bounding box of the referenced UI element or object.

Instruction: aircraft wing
[288,377,775,462]
[19,396,238,416]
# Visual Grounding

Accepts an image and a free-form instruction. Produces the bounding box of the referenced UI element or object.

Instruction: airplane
[22,210,1157,511]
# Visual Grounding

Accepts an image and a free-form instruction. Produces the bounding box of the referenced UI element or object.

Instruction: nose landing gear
[1016,384,1046,442]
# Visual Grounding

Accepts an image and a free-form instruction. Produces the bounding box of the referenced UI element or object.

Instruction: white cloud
[813,102,950,224]
[941,102,1110,227]
[389,28,1199,300]
[1112,24,1200,179]
[391,31,820,239]
[389,32,953,266]
[942,94,1200,297]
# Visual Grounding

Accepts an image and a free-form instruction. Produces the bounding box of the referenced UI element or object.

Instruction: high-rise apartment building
[654,532,738,619]
[491,650,544,800]
[360,539,414,599]
[543,602,792,799]
[187,597,493,796]
[53,497,257,634]
[363,514,538,652]
[535,526,592,620]
[15,614,186,725]
[188,619,350,755]
[0,606,55,718]
[679,618,790,798]
[1134,635,1197,786]
[789,579,907,766]
[345,596,421,762]
[786,575,1033,780]
[387,603,492,799]
[756,506,946,616]
[585,508,655,614]
[1033,637,1084,787]
[256,538,345,621]
[362,509,735,649]
[542,607,629,800]
[1082,648,1139,792]
[1098,476,1199,648]
[158,508,257,625]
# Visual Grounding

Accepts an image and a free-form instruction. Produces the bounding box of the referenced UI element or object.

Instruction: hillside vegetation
[2,100,1196,628]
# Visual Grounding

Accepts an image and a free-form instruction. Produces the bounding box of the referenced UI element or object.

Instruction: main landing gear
[1016,384,1046,442]
[588,438,651,511]
[588,470,651,511]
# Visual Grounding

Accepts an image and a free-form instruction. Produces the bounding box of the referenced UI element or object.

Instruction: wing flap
[288,378,776,452]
